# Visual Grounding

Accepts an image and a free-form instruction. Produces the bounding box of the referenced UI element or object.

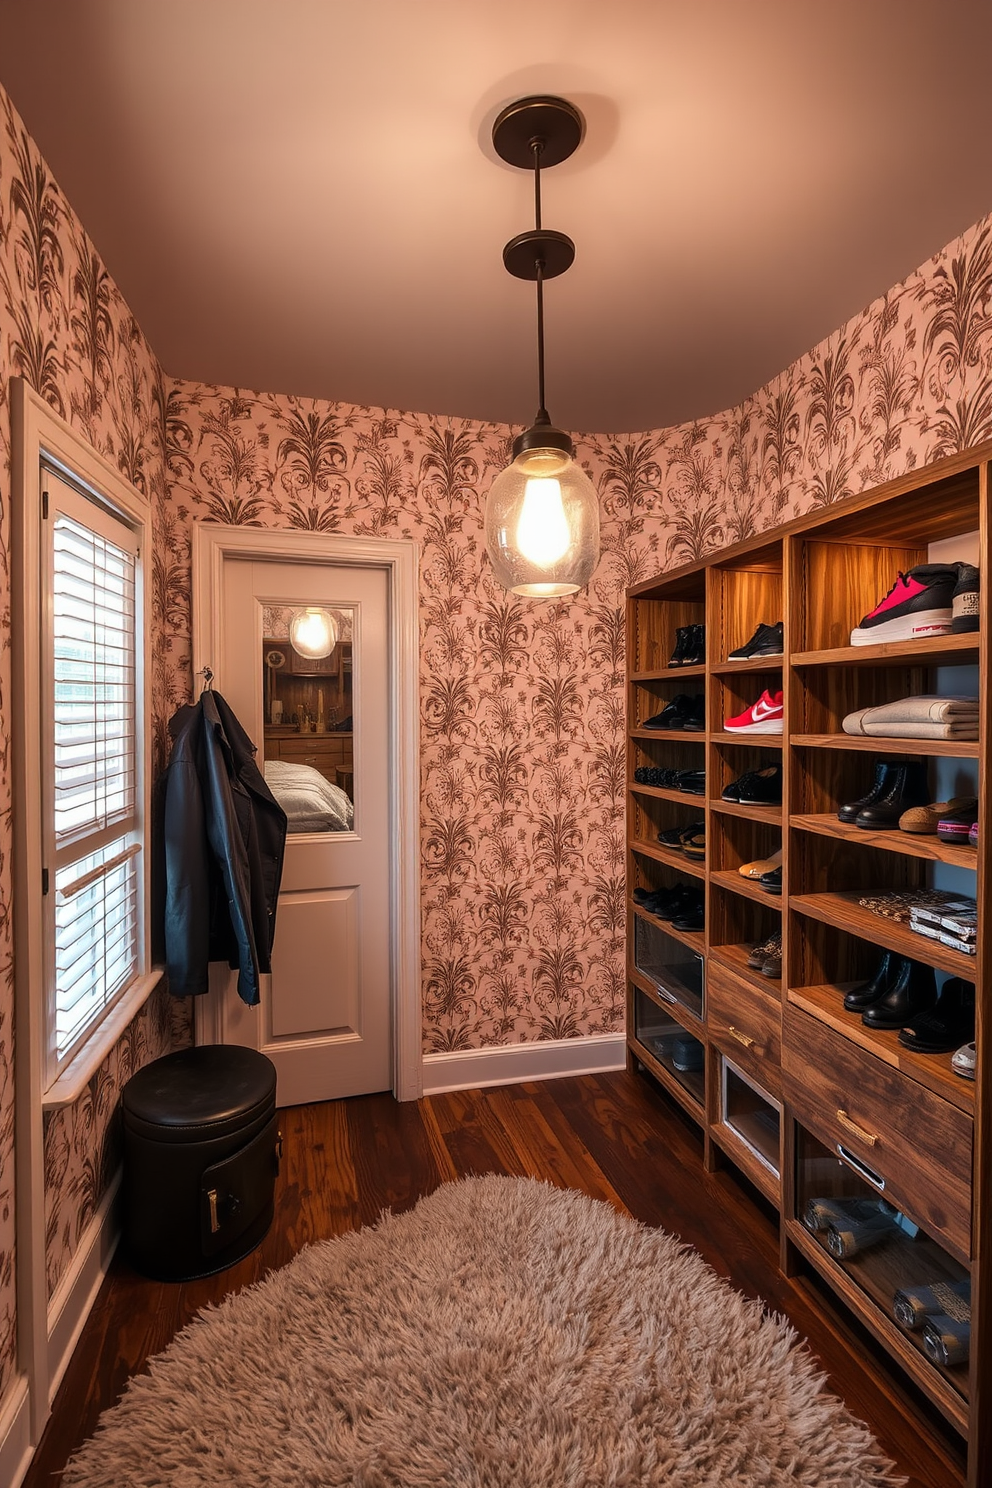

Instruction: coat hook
[197,665,214,693]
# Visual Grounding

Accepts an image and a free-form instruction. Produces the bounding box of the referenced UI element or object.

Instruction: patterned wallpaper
[0,85,183,1387]
[3,71,992,1426]
[163,207,992,1055]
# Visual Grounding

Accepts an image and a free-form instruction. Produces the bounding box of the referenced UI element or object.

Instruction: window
[12,380,157,1104]
[46,482,141,1073]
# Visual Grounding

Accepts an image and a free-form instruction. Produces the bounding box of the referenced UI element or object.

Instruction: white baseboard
[46,1169,121,1405]
[0,1378,32,1488]
[421,1033,626,1096]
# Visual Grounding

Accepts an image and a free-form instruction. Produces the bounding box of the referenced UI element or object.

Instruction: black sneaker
[733,764,784,805]
[950,563,980,634]
[680,624,706,666]
[850,564,958,645]
[656,820,705,847]
[727,621,784,661]
[642,694,703,730]
[667,625,694,667]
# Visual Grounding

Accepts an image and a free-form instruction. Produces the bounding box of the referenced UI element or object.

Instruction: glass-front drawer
[634,915,704,1017]
[720,1057,780,1177]
[632,989,705,1106]
[794,1123,971,1400]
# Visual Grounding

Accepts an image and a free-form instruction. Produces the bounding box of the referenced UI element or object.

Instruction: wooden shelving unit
[625,439,991,1484]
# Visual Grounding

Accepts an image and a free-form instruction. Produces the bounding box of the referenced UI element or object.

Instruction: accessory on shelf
[898,977,975,1054]
[842,694,978,741]
[671,1034,704,1072]
[849,564,959,645]
[657,820,705,848]
[727,620,784,661]
[908,896,978,956]
[861,957,937,1030]
[723,688,783,734]
[826,1209,900,1259]
[936,802,980,844]
[746,931,781,970]
[670,892,705,931]
[857,888,962,923]
[950,563,980,634]
[668,623,706,667]
[893,1279,970,1331]
[843,949,899,1012]
[899,796,975,834]
[722,763,783,805]
[850,760,929,830]
[642,694,705,730]
[838,759,897,824]
[680,829,706,861]
[922,1313,971,1368]
[738,848,782,880]
[951,1040,976,1080]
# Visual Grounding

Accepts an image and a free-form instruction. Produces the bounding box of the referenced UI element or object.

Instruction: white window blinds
[46,472,142,1071]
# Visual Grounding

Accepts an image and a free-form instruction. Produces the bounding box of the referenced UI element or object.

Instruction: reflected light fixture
[485,95,600,598]
[289,606,338,660]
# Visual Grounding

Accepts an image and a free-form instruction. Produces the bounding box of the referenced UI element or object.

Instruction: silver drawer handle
[836,1143,886,1193]
[727,1025,755,1049]
[836,1109,879,1147]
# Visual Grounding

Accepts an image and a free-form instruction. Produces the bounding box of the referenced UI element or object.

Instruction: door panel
[206,556,391,1103]
[268,888,361,1040]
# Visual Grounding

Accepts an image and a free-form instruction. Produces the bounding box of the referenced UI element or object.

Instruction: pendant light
[289,606,338,660]
[485,96,600,598]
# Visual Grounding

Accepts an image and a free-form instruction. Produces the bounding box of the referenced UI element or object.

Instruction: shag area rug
[65,1177,901,1487]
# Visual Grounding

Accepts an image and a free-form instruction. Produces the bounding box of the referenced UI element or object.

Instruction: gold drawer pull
[727,1025,755,1048]
[836,1109,879,1147]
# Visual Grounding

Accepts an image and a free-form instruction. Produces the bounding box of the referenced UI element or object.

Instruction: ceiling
[2,0,992,435]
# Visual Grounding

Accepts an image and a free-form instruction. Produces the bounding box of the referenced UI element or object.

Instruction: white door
[204,556,391,1105]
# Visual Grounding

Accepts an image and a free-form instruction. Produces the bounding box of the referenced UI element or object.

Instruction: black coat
[163,691,287,1004]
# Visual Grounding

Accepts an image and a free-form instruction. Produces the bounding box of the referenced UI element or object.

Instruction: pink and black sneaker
[850,564,959,645]
[724,688,783,734]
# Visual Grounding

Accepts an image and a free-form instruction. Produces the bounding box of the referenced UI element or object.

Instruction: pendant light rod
[531,138,549,422]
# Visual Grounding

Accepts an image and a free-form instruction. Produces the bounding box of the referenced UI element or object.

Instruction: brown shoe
[899,797,975,834]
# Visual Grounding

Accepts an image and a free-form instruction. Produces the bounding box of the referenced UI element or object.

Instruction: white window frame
[11,380,161,1112]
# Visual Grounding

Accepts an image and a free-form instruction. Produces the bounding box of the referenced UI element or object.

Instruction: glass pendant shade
[485,443,600,597]
[289,606,338,659]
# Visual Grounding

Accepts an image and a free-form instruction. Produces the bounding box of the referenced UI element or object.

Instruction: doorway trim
[190,522,423,1102]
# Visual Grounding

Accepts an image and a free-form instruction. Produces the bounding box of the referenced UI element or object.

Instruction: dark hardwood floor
[24,1070,966,1487]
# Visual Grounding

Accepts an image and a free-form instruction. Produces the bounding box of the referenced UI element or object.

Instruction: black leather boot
[855,760,930,829]
[862,958,937,1029]
[667,626,692,667]
[838,760,896,823]
[843,950,899,1011]
[898,978,976,1052]
[681,624,706,666]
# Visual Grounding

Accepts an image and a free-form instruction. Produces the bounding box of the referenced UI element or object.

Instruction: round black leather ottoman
[122,1044,280,1282]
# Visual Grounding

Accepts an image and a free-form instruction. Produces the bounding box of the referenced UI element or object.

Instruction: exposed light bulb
[289,607,338,659]
[516,477,571,566]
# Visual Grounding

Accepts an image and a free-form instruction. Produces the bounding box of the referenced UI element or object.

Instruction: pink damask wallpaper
[3,69,992,1425]
[163,206,992,1055]
[0,85,181,1389]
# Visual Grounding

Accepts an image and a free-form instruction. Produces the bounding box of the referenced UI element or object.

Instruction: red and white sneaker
[850,565,958,645]
[724,689,783,734]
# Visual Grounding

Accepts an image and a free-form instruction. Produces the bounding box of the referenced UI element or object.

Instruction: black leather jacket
[163,691,287,1005]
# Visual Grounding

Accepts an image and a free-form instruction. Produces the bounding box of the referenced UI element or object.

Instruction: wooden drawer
[706,961,782,1099]
[277,737,343,765]
[783,1007,972,1260]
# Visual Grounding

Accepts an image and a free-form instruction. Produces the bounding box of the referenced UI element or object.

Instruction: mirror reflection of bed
[263,759,353,834]
[260,603,355,833]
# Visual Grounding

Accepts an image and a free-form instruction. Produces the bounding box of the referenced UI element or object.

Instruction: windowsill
[42,967,165,1110]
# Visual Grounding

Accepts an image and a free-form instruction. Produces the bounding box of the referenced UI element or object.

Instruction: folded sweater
[843,695,979,739]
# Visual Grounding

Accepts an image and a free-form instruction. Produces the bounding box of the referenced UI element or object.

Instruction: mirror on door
[259,604,355,833]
